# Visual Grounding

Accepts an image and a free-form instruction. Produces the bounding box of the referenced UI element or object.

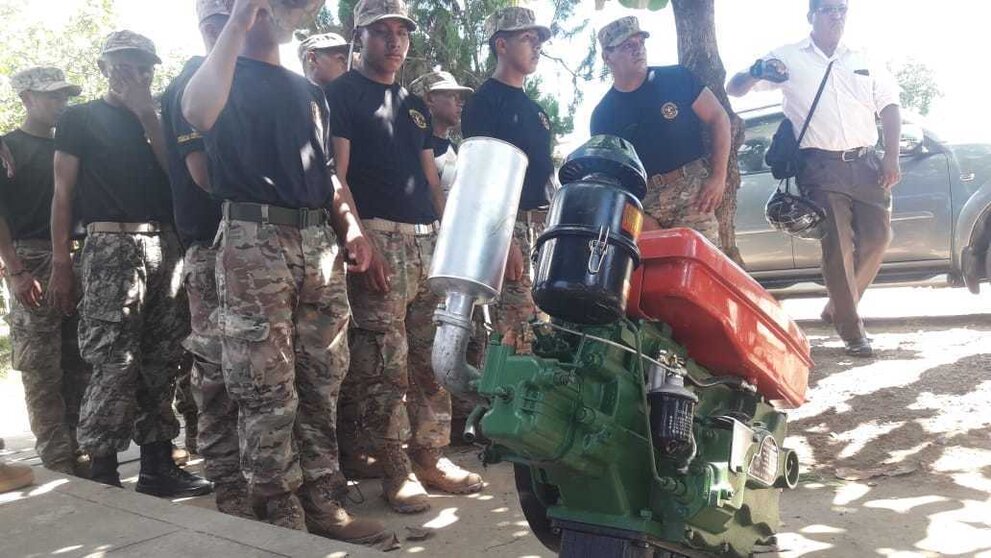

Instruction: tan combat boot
[299,475,391,544]
[214,481,256,519]
[410,447,484,495]
[260,492,306,531]
[380,443,430,513]
[0,461,34,493]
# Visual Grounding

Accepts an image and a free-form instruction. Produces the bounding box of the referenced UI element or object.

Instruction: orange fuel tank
[628,229,812,408]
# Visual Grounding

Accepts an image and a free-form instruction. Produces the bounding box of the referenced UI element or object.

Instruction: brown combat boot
[261,492,306,531]
[214,481,255,519]
[380,443,430,513]
[410,447,484,495]
[0,462,34,493]
[299,475,391,544]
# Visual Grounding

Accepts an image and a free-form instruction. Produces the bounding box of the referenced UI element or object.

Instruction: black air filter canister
[531,135,647,325]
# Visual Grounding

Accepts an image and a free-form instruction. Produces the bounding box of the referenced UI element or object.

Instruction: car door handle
[960,172,976,182]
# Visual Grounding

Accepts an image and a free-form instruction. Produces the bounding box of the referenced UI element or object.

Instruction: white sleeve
[872,62,901,113]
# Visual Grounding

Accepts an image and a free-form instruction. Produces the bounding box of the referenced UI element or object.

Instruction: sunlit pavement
[2,284,990,557]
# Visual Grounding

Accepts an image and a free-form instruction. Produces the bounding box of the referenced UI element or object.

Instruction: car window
[739,115,784,175]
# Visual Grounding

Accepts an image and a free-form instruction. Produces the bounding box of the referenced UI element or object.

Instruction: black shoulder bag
[765,60,836,180]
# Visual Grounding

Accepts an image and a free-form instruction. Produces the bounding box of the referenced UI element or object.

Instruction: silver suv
[735,105,991,294]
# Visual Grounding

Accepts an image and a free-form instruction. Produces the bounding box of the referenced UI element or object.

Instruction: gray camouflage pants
[5,240,89,469]
[76,230,189,457]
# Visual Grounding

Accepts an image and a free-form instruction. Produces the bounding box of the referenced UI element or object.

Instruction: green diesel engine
[429,136,812,557]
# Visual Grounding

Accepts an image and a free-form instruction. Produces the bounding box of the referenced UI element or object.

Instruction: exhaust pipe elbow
[432,293,483,400]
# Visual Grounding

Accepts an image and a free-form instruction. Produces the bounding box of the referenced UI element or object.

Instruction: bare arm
[726,71,759,97]
[693,88,731,183]
[140,112,168,170]
[420,149,447,218]
[108,66,168,170]
[182,0,266,132]
[49,151,80,314]
[727,59,788,97]
[0,218,43,308]
[692,88,732,213]
[879,104,902,189]
[333,136,386,288]
[185,150,212,192]
[0,218,20,274]
[51,152,78,264]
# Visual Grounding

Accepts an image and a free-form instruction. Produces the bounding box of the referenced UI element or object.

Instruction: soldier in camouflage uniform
[461,7,556,355]
[327,0,483,515]
[182,0,386,543]
[409,70,478,441]
[0,67,89,476]
[160,0,252,516]
[49,31,211,497]
[591,16,731,247]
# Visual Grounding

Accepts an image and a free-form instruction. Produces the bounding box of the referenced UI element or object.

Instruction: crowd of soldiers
[0,0,734,546]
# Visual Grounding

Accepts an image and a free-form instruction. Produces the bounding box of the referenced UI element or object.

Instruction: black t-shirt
[54,99,173,225]
[461,78,553,211]
[430,135,453,157]
[0,130,56,240]
[205,57,334,210]
[326,70,436,224]
[591,65,706,176]
[162,56,222,246]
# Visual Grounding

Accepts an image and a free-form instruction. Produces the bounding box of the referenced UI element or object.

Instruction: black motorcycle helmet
[765,187,828,240]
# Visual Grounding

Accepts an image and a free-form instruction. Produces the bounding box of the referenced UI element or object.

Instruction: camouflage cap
[297,32,350,62]
[196,0,229,23]
[9,67,82,96]
[354,0,418,31]
[100,30,162,64]
[484,7,551,42]
[598,16,650,49]
[409,70,473,98]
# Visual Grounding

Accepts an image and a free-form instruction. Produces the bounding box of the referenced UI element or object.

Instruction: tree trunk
[671,0,745,265]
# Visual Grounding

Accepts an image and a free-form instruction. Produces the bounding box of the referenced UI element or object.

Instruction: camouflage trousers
[217,219,350,498]
[77,230,189,457]
[488,215,545,355]
[345,227,451,454]
[5,240,90,469]
[184,243,240,485]
[644,158,721,248]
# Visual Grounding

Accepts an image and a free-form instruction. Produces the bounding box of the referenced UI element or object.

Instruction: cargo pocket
[78,303,125,366]
[220,312,272,394]
[77,240,133,366]
[8,308,60,371]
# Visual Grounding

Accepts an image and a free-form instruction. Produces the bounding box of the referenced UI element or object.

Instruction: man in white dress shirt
[727,0,902,357]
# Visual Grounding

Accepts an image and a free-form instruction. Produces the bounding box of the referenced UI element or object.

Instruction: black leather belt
[223,201,329,228]
[802,147,874,162]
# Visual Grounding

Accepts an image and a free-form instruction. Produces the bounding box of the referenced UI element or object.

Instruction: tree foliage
[0,0,184,133]
[893,60,941,116]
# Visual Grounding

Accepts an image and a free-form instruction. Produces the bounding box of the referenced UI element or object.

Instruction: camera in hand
[750,58,789,83]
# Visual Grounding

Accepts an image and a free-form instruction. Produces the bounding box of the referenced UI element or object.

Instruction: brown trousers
[798,150,892,342]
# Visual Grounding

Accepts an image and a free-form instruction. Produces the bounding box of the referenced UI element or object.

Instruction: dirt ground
[2,285,991,557]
